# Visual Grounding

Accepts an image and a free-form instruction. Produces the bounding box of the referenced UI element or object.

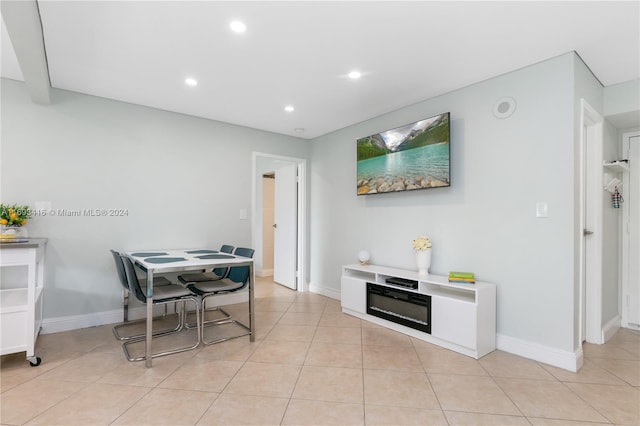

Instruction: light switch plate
[536,202,548,218]
[239,209,247,220]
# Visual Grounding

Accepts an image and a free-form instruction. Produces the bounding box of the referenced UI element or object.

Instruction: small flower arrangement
[0,204,31,226]
[412,236,432,251]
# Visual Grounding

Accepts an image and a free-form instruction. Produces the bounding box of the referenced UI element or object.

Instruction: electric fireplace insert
[366,282,431,333]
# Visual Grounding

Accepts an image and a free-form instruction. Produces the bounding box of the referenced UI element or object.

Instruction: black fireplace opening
[366,282,431,333]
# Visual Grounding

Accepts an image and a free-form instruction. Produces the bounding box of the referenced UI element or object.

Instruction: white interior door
[273,162,297,290]
[580,100,604,344]
[625,134,639,326]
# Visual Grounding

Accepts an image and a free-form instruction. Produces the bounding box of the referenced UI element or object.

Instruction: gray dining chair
[119,254,201,361]
[177,244,235,285]
[110,249,176,341]
[184,247,254,345]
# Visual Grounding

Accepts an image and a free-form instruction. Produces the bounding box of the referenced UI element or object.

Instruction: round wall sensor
[493,97,516,119]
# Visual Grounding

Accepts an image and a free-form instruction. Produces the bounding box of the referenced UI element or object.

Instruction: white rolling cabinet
[0,238,47,366]
[341,263,496,359]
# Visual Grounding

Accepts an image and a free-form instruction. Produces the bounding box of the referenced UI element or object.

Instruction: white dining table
[125,249,255,367]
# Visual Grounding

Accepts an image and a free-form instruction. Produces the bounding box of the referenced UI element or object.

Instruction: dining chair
[185,247,254,345]
[111,249,176,341]
[180,245,252,326]
[177,244,235,285]
[119,254,201,361]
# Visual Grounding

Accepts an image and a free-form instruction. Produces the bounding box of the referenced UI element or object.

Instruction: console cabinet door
[341,277,367,314]
[431,296,476,349]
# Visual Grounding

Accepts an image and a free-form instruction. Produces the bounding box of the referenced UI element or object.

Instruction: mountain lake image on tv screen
[356,112,450,195]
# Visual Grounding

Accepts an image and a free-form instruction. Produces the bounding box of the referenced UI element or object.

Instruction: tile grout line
[409,336,450,425]
[278,298,330,425]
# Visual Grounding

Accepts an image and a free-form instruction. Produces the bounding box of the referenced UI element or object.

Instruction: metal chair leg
[123,288,129,322]
[113,300,187,341]
[199,295,251,346]
[184,305,231,329]
[122,298,200,362]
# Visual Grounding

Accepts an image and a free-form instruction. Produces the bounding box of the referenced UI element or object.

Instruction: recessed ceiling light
[348,70,361,79]
[294,128,305,133]
[284,105,295,112]
[185,77,198,86]
[230,21,246,33]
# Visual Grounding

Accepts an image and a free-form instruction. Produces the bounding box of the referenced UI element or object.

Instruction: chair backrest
[226,247,255,285]
[234,247,255,258]
[211,244,236,277]
[120,254,147,303]
[110,249,129,292]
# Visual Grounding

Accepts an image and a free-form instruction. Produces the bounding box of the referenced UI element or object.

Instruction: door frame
[251,152,307,292]
[578,99,604,345]
[621,131,639,328]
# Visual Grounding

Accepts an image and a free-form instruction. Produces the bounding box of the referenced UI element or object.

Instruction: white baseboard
[256,268,273,277]
[308,282,340,300]
[41,309,123,334]
[602,315,621,343]
[41,291,249,335]
[496,333,583,372]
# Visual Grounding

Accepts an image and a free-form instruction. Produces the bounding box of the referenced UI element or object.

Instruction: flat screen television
[357,112,450,195]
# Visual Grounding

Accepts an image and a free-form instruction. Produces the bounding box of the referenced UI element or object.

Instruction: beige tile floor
[1,277,639,425]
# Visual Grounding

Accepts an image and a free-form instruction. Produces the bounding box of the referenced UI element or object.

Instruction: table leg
[145,271,154,368]
[249,263,255,342]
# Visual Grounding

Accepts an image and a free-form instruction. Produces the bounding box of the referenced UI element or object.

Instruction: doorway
[252,152,306,292]
[262,173,275,277]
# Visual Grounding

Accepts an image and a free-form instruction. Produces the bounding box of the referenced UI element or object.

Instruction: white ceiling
[2,1,639,139]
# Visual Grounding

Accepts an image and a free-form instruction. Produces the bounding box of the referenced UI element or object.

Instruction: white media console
[341,263,496,359]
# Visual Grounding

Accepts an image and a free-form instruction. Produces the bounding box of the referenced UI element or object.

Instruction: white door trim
[578,99,604,344]
[251,152,307,292]
[621,131,639,328]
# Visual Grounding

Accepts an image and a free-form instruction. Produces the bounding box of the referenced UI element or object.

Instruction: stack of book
[448,271,476,284]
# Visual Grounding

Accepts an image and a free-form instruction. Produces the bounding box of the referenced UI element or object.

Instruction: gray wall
[309,53,582,352]
[1,78,310,318]
[604,80,640,129]
[604,79,640,116]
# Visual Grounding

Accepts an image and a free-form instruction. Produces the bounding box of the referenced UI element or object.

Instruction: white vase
[0,225,28,242]
[415,249,431,276]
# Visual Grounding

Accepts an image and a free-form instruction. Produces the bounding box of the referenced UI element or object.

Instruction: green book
[449,271,475,279]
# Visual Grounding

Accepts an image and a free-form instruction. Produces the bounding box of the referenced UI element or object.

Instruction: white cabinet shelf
[0,239,47,366]
[341,263,496,359]
[603,160,629,173]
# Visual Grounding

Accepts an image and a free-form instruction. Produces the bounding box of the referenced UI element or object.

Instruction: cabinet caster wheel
[29,357,41,367]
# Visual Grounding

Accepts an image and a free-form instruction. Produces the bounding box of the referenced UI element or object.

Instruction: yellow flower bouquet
[1,204,31,241]
[412,236,432,250]
[0,204,31,226]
